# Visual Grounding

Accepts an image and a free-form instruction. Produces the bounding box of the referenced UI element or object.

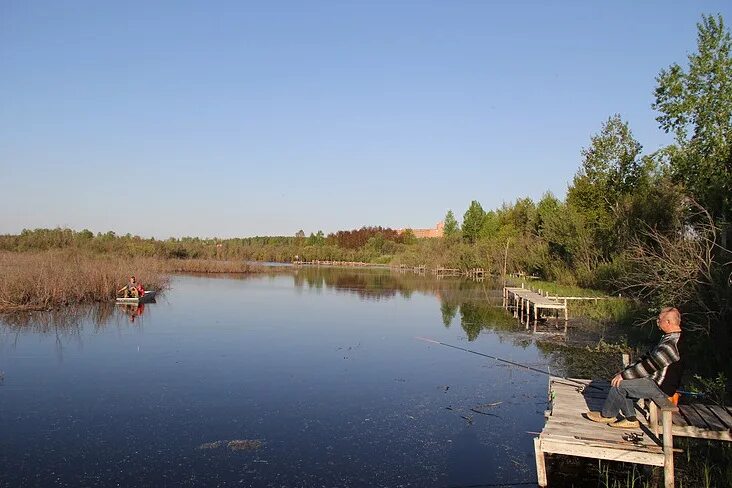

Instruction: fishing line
[415,336,603,391]
[442,481,536,488]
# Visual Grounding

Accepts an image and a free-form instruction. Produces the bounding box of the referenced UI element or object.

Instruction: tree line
[436,15,732,355]
[2,15,730,342]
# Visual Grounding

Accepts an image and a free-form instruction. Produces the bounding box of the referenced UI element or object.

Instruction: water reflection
[0,268,595,346]
[292,268,521,342]
[0,268,627,487]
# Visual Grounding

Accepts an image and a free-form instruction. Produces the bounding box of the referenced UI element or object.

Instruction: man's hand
[611,374,623,388]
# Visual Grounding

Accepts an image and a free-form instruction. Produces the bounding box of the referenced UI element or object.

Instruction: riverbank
[0,251,267,313]
[165,258,265,274]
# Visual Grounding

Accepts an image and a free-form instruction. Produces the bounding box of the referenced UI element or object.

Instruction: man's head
[657,307,681,333]
[130,276,136,283]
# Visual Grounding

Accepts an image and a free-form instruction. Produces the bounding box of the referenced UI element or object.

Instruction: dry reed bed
[0,251,169,312]
[0,252,267,313]
[165,259,265,274]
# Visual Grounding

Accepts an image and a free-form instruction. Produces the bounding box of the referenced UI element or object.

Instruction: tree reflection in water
[292,267,519,341]
[0,268,630,376]
[0,300,151,361]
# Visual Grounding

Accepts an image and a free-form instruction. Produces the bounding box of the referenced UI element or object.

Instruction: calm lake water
[0,269,596,487]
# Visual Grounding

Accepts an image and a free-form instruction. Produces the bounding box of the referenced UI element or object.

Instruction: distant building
[398,221,444,239]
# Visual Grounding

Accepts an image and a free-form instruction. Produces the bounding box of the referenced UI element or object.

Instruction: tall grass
[0,251,169,312]
[165,259,264,274]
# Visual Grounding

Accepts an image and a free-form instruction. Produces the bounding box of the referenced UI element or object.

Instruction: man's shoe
[585,411,616,423]
[610,418,640,429]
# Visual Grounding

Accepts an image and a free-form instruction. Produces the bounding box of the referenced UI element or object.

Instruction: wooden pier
[294,260,488,279]
[434,267,462,277]
[503,286,568,323]
[536,377,732,487]
[292,260,390,268]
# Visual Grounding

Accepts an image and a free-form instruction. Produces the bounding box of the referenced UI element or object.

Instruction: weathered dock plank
[537,376,673,487]
[537,376,732,486]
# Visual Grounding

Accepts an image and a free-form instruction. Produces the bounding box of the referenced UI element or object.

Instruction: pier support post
[534,438,547,487]
[662,409,675,488]
[649,403,660,437]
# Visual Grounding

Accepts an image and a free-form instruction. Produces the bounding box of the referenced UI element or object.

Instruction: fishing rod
[415,336,604,391]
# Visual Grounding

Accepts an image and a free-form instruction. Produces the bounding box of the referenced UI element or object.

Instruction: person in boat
[118,276,143,298]
[585,307,682,429]
[127,304,145,323]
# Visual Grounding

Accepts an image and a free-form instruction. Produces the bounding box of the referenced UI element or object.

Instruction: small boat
[116,290,156,304]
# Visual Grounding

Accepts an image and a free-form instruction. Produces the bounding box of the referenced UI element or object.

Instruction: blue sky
[1,1,730,238]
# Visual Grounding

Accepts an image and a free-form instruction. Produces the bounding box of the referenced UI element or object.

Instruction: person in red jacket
[118,276,141,298]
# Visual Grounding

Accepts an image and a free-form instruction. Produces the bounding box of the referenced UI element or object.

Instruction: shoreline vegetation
[3,13,722,369]
[0,251,268,313]
[0,251,167,313]
[165,258,265,274]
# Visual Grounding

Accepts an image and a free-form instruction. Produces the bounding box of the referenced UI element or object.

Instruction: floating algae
[227,439,262,451]
[198,439,263,452]
[198,441,224,450]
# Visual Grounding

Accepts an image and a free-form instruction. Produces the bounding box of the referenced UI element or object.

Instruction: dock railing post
[649,402,660,437]
[533,438,547,487]
[662,406,676,488]
[648,396,677,488]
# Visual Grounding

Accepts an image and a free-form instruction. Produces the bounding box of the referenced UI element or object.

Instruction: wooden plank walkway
[667,404,732,441]
[536,377,673,486]
[503,286,568,324]
[536,376,732,487]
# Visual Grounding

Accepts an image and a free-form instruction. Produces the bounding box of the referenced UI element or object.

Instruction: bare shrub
[616,201,731,333]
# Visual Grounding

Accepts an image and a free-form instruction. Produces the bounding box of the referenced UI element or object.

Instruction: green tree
[653,14,732,245]
[566,114,644,260]
[443,210,460,238]
[501,197,537,236]
[479,210,500,239]
[78,229,94,240]
[536,192,561,238]
[462,200,485,243]
[307,230,325,246]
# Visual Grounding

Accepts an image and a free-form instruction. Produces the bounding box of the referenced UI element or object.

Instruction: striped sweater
[621,332,682,396]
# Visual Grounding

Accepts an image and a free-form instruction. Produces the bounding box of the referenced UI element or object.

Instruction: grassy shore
[0,251,267,313]
[165,258,265,274]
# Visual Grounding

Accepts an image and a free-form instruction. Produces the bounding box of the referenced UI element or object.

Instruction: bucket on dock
[670,392,680,406]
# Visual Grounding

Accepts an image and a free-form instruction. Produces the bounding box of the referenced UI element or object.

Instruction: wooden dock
[535,377,732,487]
[503,286,568,323]
[294,260,488,279]
[292,260,391,268]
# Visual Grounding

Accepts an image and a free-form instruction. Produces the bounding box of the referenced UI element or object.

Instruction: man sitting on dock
[585,307,682,429]
[118,276,141,298]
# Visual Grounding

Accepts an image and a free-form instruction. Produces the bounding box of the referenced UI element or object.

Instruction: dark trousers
[601,377,668,419]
